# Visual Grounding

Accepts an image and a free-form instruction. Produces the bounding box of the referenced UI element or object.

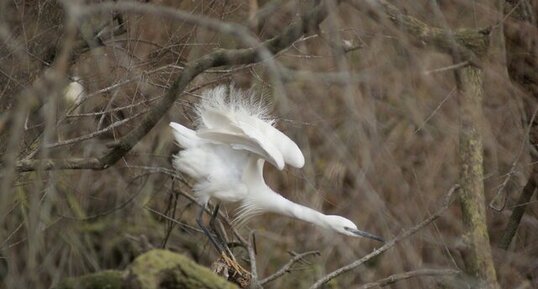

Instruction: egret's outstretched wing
[198,109,286,169]
[204,108,304,168]
[197,128,285,170]
[169,122,201,148]
[252,119,304,168]
[196,86,305,168]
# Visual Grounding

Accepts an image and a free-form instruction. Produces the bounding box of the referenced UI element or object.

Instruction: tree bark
[456,65,500,289]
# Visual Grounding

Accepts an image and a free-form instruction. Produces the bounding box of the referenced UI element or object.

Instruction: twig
[66,95,162,117]
[308,184,460,289]
[260,251,320,286]
[15,157,102,171]
[47,109,148,148]
[358,268,460,289]
[144,205,202,233]
[414,87,456,133]
[423,61,470,75]
[248,231,262,289]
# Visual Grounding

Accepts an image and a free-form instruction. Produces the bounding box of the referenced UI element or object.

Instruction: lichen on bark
[456,65,500,289]
[55,249,238,289]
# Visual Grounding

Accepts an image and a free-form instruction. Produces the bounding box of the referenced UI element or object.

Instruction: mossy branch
[55,250,238,289]
[456,65,499,289]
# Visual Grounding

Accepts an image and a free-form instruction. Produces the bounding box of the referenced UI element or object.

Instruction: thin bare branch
[47,109,148,148]
[414,88,456,133]
[423,61,470,75]
[248,232,262,289]
[260,251,320,286]
[15,158,102,172]
[358,268,461,289]
[308,184,460,289]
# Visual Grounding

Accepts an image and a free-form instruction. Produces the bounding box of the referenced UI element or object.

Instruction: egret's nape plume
[170,85,383,242]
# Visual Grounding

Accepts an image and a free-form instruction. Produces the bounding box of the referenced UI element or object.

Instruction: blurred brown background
[0,0,536,288]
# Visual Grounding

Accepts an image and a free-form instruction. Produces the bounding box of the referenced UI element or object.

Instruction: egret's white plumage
[170,86,383,241]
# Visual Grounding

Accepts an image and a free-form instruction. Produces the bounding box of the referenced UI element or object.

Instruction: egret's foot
[211,253,251,288]
[220,252,250,277]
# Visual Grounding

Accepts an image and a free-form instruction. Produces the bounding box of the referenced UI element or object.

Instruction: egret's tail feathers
[170,122,199,148]
[232,199,264,228]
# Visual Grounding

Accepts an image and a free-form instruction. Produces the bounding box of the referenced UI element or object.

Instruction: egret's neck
[257,187,330,229]
[242,157,331,230]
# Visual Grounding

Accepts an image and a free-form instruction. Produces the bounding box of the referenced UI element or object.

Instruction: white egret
[170,85,383,244]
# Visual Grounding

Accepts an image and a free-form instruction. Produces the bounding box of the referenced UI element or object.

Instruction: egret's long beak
[345,227,385,242]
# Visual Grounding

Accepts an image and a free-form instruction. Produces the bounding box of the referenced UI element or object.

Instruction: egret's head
[325,215,384,242]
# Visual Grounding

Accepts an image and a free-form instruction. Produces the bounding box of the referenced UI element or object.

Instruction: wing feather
[198,108,286,170]
[197,129,284,170]
[199,109,243,134]
[169,122,200,148]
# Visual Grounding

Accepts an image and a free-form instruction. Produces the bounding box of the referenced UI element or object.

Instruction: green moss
[127,249,237,289]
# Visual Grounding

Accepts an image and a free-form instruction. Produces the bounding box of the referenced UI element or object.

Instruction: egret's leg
[207,203,230,250]
[208,204,237,260]
[196,204,225,253]
[200,203,250,276]
[208,204,234,255]
[209,202,221,231]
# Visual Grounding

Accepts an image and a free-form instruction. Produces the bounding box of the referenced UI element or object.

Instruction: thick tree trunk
[456,66,500,289]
